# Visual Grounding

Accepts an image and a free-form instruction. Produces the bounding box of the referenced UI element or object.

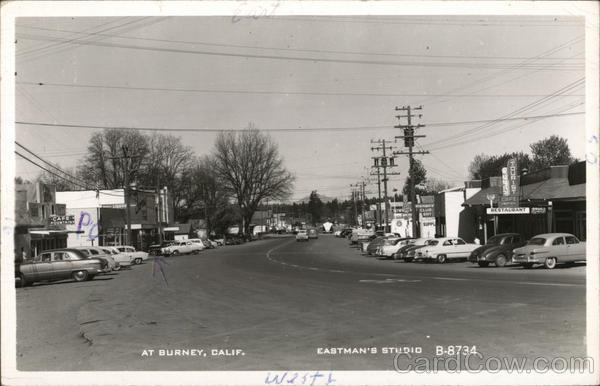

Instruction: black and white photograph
[1,1,599,385]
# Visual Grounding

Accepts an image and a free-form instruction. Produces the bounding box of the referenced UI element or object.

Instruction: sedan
[115,245,150,264]
[71,246,119,272]
[512,233,586,269]
[161,241,203,256]
[296,230,309,242]
[17,249,105,286]
[100,246,134,268]
[469,233,527,267]
[415,237,479,263]
[376,238,412,259]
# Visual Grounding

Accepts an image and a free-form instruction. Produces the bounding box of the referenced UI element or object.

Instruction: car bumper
[512,254,540,264]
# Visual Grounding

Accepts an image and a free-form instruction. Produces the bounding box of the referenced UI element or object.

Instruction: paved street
[17,235,586,371]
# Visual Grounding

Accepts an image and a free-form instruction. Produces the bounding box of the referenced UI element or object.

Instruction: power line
[16,33,583,71]
[15,144,126,198]
[15,151,88,190]
[15,111,584,133]
[17,24,584,62]
[424,78,585,148]
[15,141,82,184]
[18,80,585,98]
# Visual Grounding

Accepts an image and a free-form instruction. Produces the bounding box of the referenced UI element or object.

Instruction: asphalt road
[16,235,586,371]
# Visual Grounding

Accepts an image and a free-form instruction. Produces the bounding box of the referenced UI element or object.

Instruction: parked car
[339,228,353,238]
[100,246,134,267]
[351,229,375,245]
[415,237,480,263]
[469,233,527,267]
[334,230,342,237]
[403,239,438,262]
[114,245,150,265]
[187,238,208,251]
[161,240,204,256]
[307,229,319,239]
[393,238,429,261]
[296,229,309,242]
[376,238,412,259]
[225,236,244,245]
[17,249,105,286]
[366,234,400,255]
[71,246,119,272]
[360,235,378,253]
[512,233,586,269]
[213,238,224,246]
[148,241,176,257]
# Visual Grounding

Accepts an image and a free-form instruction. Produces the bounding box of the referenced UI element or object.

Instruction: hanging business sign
[487,207,530,215]
[501,167,510,196]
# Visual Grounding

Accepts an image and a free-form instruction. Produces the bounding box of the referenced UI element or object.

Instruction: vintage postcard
[1,1,598,385]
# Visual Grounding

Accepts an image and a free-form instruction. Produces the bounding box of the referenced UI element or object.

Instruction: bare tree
[140,134,194,220]
[78,129,149,189]
[212,126,294,237]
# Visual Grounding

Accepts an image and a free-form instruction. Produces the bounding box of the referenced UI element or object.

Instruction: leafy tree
[423,177,454,194]
[402,158,428,196]
[529,135,575,172]
[212,126,294,237]
[307,190,324,225]
[468,152,531,180]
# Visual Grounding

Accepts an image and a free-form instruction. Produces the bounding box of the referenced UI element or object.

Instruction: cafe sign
[49,215,75,225]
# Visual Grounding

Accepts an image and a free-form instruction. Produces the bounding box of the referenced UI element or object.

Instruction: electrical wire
[15,111,584,133]
[18,80,585,99]
[17,24,585,63]
[16,33,583,71]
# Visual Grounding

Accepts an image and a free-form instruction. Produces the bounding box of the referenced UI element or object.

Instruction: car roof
[490,233,521,237]
[37,248,85,254]
[531,233,575,238]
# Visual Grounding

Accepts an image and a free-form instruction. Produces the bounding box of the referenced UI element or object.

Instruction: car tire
[544,257,557,269]
[478,261,490,267]
[113,265,121,271]
[72,270,88,282]
[437,254,447,264]
[18,273,28,287]
[172,250,180,256]
[523,263,534,269]
[135,258,142,265]
[494,254,507,267]
[404,257,414,263]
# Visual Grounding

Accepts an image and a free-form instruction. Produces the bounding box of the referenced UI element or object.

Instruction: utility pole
[350,185,358,226]
[106,146,141,247]
[155,176,163,245]
[394,105,429,238]
[371,139,400,232]
[350,180,369,227]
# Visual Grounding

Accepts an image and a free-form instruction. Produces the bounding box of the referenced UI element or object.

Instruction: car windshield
[527,237,546,246]
[425,240,439,246]
[486,236,503,245]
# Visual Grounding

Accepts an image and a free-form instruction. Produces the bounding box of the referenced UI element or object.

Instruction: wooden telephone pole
[394,106,429,238]
[370,139,401,232]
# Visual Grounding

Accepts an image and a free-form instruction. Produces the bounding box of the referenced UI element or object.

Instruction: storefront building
[463,162,586,242]
[433,182,481,242]
[14,182,69,261]
[56,187,172,251]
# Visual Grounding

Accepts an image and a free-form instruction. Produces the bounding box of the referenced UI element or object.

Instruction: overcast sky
[14,15,586,200]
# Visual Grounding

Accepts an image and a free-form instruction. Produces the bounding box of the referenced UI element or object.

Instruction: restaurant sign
[487,207,530,215]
